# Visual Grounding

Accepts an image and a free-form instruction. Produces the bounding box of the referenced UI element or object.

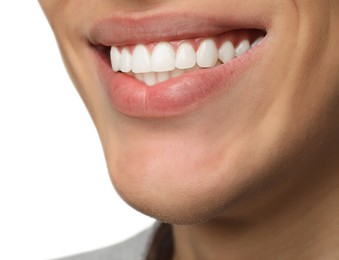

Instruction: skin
[39,0,339,259]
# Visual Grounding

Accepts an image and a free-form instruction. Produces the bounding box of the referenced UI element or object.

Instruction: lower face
[39,0,339,224]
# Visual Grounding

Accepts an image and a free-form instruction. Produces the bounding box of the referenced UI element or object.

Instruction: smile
[89,13,270,117]
[110,30,264,86]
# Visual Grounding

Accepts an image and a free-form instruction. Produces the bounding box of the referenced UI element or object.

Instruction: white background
[0,2,154,260]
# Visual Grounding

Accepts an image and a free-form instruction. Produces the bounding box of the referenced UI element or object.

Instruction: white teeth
[175,42,196,69]
[235,39,251,57]
[120,48,132,72]
[135,73,144,82]
[170,69,185,78]
[196,39,218,68]
[110,34,265,85]
[110,46,121,72]
[144,72,157,86]
[218,41,235,64]
[132,44,151,73]
[133,70,185,86]
[151,42,176,72]
[157,71,170,83]
[251,36,264,48]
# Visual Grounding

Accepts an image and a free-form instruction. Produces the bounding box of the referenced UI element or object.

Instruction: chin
[103,124,276,225]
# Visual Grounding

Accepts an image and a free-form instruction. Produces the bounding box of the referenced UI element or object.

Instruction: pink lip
[89,13,269,118]
[88,13,268,46]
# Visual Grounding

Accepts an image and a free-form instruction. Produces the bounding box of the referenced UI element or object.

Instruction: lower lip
[92,42,265,118]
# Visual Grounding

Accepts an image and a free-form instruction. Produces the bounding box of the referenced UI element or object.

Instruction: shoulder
[54,223,158,260]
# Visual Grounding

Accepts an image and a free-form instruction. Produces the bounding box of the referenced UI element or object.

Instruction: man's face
[39,0,339,224]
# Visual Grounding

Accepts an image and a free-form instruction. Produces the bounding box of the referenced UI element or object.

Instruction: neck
[172,164,339,260]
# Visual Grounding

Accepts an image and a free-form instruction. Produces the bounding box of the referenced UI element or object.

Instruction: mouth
[88,13,269,117]
[110,29,264,86]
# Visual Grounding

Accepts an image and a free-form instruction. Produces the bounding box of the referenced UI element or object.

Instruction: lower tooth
[144,72,157,86]
[135,73,144,82]
[157,72,170,83]
[170,69,185,78]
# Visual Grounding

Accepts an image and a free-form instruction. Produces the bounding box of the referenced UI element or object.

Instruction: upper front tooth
[132,44,151,73]
[218,41,235,64]
[151,42,176,72]
[120,47,132,72]
[196,39,218,68]
[175,42,196,69]
[235,39,250,57]
[110,46,121,72]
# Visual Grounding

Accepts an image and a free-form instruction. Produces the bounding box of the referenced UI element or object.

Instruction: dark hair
[146,223,174,260]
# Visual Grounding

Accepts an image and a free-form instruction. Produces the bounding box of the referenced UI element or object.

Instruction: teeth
[151,42,176,72]
[170,69,185,78]
[175,42,196,69]
[110,46,121,72]
[120,48,132,73]
[133,70,185,86]
[144,72,157,86]
[235,39,251,57]
[110,35,264,86]
[218,41,235,64]
[196,39,218,68]
[157,71,170,83]
[132,44,151,73]
[251,36,264,48]
[135,73,144,82]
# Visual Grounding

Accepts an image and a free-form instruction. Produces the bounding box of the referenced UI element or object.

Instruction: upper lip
[88,12,269,47]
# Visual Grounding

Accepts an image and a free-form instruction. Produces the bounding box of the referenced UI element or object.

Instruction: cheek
[38,0,63,25]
